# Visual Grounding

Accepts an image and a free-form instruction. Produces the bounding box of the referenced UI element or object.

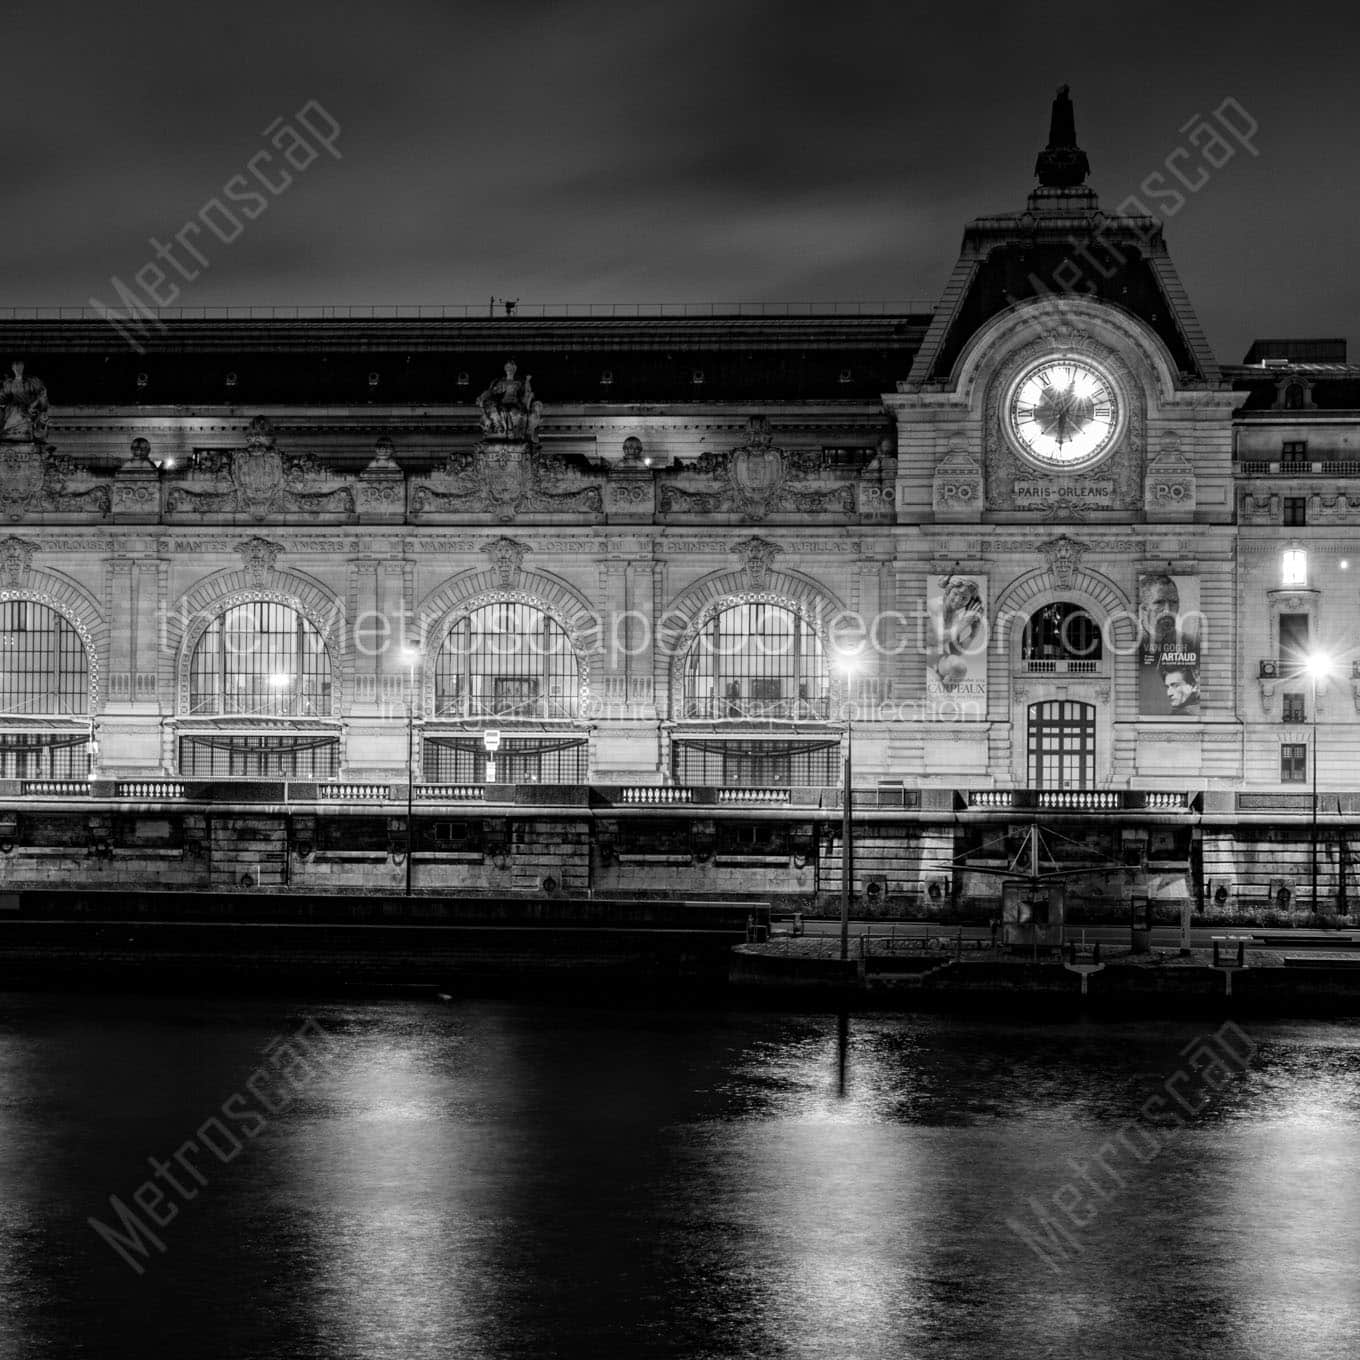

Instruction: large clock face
[1007,356,1121,470]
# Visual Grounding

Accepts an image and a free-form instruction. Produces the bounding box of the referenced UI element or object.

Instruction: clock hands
[1012,361,1115,465]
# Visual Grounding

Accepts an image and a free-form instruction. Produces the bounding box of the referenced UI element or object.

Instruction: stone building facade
[0,91,1353,917]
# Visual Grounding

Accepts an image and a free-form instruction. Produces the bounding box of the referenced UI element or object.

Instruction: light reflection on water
[0,996,1357,1359]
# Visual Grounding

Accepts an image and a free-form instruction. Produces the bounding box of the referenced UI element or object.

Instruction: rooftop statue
[1034,84,1090,188]
[1,362,49,443]
[477,360,543,441]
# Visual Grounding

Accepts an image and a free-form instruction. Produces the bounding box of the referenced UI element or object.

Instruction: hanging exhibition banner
[926,574,989,720]
[1137,573,1202,716]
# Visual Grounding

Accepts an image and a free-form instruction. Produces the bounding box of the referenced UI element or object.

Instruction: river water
[1,993,1356,1359]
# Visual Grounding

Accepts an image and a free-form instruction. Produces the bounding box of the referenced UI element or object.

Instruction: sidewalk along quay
[732,928,1360,1015]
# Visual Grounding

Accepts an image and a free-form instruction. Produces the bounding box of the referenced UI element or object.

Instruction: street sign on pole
[483,730,501,751]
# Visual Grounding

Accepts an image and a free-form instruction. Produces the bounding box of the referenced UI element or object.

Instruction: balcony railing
[1238,460,1360,476]
[679,697,831,721]
[967,789,1189,811]
[1022,659,1101,675]
[21,780,91,796]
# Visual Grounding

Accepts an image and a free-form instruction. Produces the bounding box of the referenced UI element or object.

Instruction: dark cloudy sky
[6,0,1357,364]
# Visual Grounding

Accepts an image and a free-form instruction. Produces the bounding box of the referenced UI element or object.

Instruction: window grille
[1282,692,1306,723]
[434,603,579,720]
[178,733,340,778]
[423,735,588,783]
[680,602,829,720]
[189,603,331,716]
[0,731,91,779]
[671,738,840,785]
[0,600,88,715]
[1281,743,1308,783]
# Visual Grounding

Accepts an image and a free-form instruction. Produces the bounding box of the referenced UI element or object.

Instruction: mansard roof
[0,312,931,407]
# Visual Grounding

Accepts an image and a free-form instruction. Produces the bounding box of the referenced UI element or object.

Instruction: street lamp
[399,646,421,896]
[1305,650,1334,915]
[836,653,860,962]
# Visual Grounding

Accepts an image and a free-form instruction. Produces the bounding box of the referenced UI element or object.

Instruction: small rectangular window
[1282,692,1306,723]
[1281,549,1308,588]
[1281,743,1308,782]
[1282,440,1309,464]
[1283,497,1307,526]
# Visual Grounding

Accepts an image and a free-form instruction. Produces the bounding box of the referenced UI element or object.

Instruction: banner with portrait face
[926,574,988,719]
[1137,573,1202,716]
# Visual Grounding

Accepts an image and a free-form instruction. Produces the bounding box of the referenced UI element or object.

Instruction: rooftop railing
[0,300,935,322]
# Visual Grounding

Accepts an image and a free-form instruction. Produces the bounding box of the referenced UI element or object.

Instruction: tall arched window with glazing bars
[188,603,332,716]
[434,602,579,720]
[681,601,828,720]
[0,600,92,777]
[183,602,336,777]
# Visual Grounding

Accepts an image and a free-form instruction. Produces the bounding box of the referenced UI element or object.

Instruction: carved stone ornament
[476,360,543,441]
[128,436,153,463]
[484,536,528,587]
[658,415,856,521]
[235,536,283,586]
[1038,534,1088,588]
[0,363,110,523]
[933,434,984,514]
[732,536,782,590]
[0,362,49,444]
[0,535,34,586]
[1144,437,1196,513]
[165,415,356,522]
[621,435,645,464]
[410,368,601,524]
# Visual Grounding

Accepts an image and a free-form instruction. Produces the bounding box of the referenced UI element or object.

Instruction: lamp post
[1306,651,1333,915]
[400,647,420,896]
[836,655,859,962]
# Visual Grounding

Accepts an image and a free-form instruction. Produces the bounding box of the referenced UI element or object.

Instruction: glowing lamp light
[1305,651,1334,684]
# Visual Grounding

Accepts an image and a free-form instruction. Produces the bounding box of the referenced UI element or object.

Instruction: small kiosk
[1002,880,1066,954]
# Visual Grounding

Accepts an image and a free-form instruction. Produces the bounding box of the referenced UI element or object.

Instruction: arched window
[0,600,92,779]
[434,602,579,720]
[0,600,88,715]
[188,602,332,716]
[681,601,828,720]
[1022,602,1103,672]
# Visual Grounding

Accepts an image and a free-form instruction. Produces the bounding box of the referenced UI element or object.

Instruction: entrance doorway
[1026,700,1095,789]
